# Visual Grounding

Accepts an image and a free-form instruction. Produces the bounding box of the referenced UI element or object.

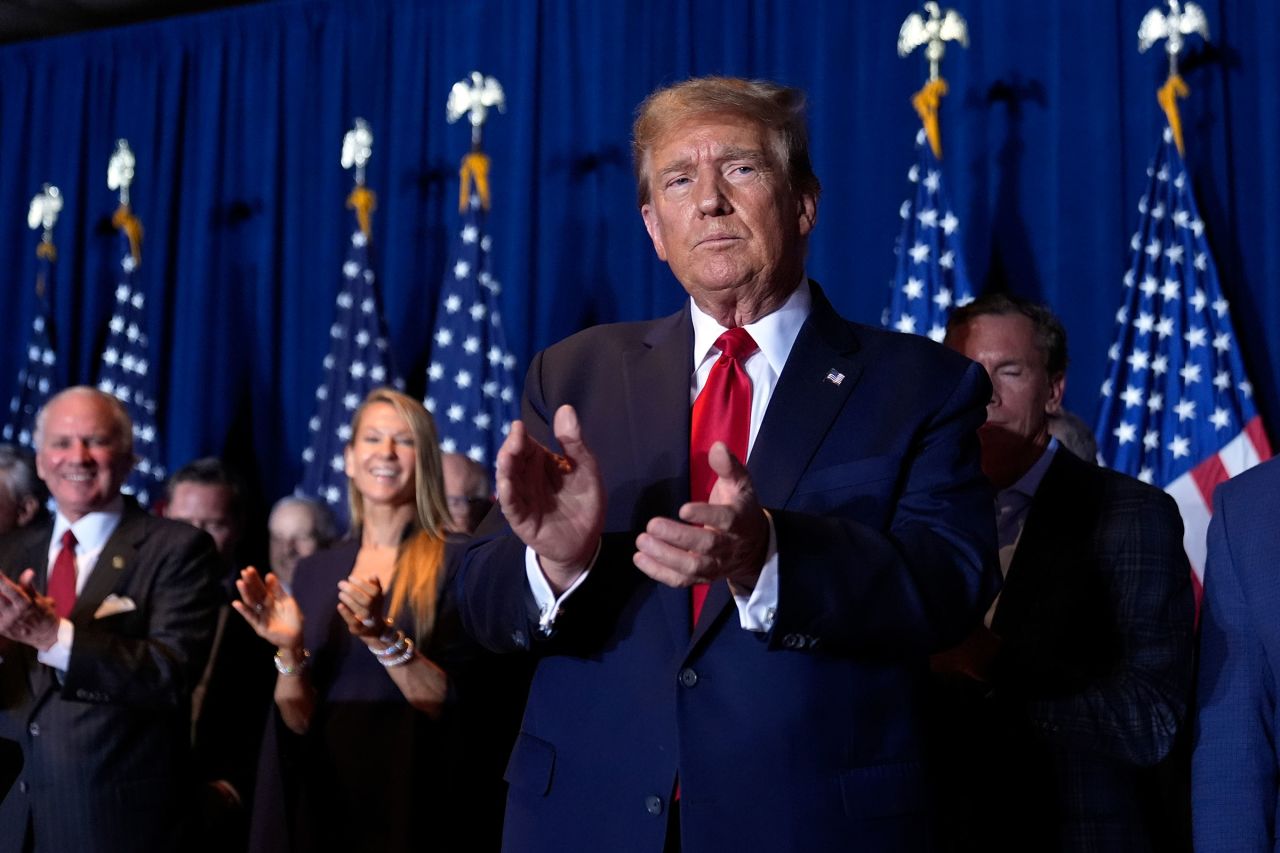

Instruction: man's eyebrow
[654,148,770,177]
[717,146,767,163]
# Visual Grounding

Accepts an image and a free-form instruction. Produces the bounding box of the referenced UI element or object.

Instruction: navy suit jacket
[0,501,222,853]
[459,283,998,853]
[1192,458,1280,851]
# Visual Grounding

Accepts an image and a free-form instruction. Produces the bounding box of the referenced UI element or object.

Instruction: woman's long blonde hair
[347,388,454,641]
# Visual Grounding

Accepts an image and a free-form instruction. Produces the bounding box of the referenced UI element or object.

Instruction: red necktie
[48,529,78,619]
[689,327,758,624]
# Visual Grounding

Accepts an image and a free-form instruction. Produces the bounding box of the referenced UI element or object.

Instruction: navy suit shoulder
[1193,457,1280,851]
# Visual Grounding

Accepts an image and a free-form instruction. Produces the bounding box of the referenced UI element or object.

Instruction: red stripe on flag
[1190,453,1228,510]
[1246,415,1273,461]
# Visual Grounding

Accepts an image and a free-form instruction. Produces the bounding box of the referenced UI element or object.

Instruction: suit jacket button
[511,629,529,648]
[783,634,800,649]
[644,794,664,816]
[27,723,39,737]
[678,667,698,688]
[17,781,27,794]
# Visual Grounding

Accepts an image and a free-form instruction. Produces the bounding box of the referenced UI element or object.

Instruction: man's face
[442,453,490,534]
[268,503,322,585]
[166,482,239,558]
[35,393,132,522]
[640,114,816,318]
[946,313,1065,484]
[0,485,21,535]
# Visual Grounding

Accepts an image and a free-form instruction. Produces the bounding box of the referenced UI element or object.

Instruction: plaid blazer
[931,448,1196,852]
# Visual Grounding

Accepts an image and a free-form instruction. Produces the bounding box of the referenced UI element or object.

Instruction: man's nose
[695,174,730,216]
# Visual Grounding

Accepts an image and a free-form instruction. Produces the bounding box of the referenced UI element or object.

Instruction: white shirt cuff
[525,543,598,635]
[36,618,74,671]
[732,510,779,632]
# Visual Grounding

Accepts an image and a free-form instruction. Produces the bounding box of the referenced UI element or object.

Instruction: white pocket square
[94,594,137,619]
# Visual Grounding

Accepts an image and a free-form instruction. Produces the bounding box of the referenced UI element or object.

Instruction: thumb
[17,568,37,591]
[553,404,590,462]
[707,441,750,486]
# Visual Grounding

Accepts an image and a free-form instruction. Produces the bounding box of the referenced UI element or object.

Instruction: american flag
[4,237,60,449]
[97,204,165,506]
[297,186,401,528]
[883,127,974,341]
[1095,125,1271,585]
[423,151,518,465]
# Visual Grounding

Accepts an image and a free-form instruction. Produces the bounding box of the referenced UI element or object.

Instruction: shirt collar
[689,277,811,376]
[999,438,1059,503]
[52,495,125,553]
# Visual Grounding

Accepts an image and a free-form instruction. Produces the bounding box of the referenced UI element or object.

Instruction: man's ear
[16,496,40,527]
[1046,372,1066,415]
[640,203,668,262]
[796,192,817,237]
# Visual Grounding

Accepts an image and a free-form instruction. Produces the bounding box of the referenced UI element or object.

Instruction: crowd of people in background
[0,73,1278,853]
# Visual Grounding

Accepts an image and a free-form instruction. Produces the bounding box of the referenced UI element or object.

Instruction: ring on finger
[360,617,376,628]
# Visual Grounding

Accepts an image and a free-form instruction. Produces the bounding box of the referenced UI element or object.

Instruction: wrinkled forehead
[270,503,317,536]
[41,395,126,446]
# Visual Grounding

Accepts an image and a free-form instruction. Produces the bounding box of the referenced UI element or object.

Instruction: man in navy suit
[1192,457,1280,850]
[459,76,998,852]
[0,387,221,853]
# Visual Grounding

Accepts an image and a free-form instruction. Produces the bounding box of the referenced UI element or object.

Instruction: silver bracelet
[274,648,310,676]
[379,636,416,668]
[371,631,409,657]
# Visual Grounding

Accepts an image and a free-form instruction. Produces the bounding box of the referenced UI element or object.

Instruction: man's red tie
[48,529,78,619]
[689,327,758,624]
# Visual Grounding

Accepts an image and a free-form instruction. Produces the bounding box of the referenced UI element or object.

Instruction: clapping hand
[232,567,303,650]
[634,442,770,593]
[0,570,59,650]
[496,405,606,594]
[337,575,387,639]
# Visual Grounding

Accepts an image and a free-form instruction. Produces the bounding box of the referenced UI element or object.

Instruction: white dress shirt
[37,497,125,671]
[527,280,813,634]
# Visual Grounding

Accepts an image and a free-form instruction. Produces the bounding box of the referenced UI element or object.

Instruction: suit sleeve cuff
[732,510,778,632]
[36,618,75,671]
[526,543,598,636]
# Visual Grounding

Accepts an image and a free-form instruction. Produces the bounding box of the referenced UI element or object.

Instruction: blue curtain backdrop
[1,0,1277,506]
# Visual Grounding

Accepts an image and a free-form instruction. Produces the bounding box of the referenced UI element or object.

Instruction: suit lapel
[749,283,864,510]
[992,451,1091,631]
[71,505,148,623]
[17,525,53,588]
[689,284,865,647]
[621,306,695,644]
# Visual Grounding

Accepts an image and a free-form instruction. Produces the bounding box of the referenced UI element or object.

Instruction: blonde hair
[346,388,453,641]
[631,76,821,207]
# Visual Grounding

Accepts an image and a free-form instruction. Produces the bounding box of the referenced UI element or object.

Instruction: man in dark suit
[0,386,222,853]
[165,457,275,853]
[458,76,998,852]
[934,294,1196,850]
[1192,457,1280,849]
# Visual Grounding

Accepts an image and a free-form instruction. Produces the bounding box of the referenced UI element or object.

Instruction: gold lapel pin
[111,555,125,569]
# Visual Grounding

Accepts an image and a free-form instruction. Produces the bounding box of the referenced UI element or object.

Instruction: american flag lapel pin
[825,369,845,386]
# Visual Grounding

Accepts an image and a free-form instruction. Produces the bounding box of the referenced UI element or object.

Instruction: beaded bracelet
[274,648,310,676]
[379,636,416,668]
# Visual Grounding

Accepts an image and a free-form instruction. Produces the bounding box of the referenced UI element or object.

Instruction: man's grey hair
[0,443,48,506]
[33,386,134,456]
[270,495,339,547]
